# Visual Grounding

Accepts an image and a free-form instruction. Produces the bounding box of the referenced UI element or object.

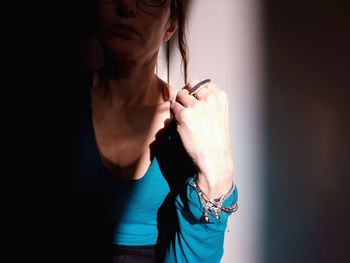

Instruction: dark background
[263,0,350,262]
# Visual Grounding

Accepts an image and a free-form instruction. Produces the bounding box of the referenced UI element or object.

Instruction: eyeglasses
[100,0,168,8]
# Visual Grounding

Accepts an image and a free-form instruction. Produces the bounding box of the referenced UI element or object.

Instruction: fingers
[173,78,226,116]
[194,86,210,100]
[183,79,220,102]
[184,79,219,93]
[170,100,185,122]
[188,79,211,95]
[175,88,197,108]
[183,80,203,93]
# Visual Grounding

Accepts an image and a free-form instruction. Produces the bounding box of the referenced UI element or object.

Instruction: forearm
[196,151,235,200]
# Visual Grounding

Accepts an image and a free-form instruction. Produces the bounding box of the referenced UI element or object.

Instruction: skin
[92,0,234,199]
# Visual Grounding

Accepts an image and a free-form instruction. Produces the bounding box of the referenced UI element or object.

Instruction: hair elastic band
[189,79,211,95]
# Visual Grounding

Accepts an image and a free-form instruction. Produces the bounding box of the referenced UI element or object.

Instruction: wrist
[195,150,235,199]
[192,175,238,223]
[196,171,234,200]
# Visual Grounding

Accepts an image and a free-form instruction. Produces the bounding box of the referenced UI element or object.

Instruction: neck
[97,52,169,109]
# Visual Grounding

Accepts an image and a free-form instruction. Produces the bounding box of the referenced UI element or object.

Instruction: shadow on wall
[263,0,350,262]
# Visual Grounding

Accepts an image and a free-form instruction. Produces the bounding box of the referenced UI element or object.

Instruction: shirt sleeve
[162,177,238,263]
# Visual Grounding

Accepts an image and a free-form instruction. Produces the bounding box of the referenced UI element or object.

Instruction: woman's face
[98,0,177,62]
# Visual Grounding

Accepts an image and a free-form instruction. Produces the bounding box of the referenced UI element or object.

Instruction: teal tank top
[111,156,170,245]
[72,81,192,246]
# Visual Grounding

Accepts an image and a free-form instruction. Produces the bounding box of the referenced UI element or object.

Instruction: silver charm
[201,211,210,223]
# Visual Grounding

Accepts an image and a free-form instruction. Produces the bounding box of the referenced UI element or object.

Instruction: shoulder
[157,76,179,102]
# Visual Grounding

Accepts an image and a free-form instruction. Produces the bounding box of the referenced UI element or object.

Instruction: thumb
[170,100,185,121]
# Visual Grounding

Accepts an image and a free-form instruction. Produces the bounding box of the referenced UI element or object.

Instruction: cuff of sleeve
[174,177,238,232]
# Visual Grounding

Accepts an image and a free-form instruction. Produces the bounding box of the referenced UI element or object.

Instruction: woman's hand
[170,80,235,199]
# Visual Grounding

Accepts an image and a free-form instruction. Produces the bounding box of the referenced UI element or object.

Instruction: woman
[71,0,238,262]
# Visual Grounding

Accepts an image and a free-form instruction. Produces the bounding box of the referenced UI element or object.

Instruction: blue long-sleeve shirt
[164,177,238,263]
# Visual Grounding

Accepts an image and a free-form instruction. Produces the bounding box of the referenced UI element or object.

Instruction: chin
[105,39,142,60]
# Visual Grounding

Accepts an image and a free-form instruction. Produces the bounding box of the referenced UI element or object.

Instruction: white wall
[159,1,265,262]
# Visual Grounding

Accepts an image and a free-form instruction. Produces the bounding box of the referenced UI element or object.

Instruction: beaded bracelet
[192,177,238,223]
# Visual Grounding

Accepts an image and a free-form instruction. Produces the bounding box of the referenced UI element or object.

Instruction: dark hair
[169,0,189,84]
